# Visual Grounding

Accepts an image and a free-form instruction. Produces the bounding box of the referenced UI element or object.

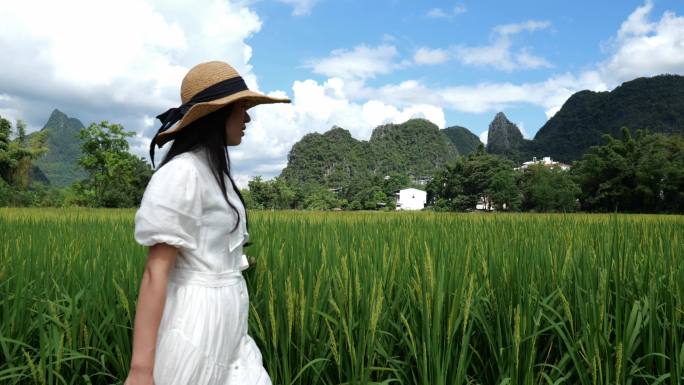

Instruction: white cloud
[427,8,449,18]
[304,44,401,80]
[87,2,684,188]
[382,33,397,42]
[354,68,608,120]
[599,1,684,84]
[0,0,448,188]
[414,47,451,65]
[3,0,684,190]
[0,0,262,130]
[617,0,655,39]
[479,130,488,145]
[494,20,551,36]
[426,5,467,20]
[0,0,268,187]
[516,49,552,69]
[278,0,319,16]
[456,19,552,71]
[226,78,447,186]
[517,121,530,139]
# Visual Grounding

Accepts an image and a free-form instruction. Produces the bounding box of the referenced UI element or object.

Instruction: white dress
[134,147,271,385]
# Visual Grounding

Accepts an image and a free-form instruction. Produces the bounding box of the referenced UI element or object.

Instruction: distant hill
[485,74,684,163]
[281,126,371,187]
[485,112,526,162]
[368,119,458,176]
[442,125,482,156]
[29,109,86,187]
[281,118,459,187]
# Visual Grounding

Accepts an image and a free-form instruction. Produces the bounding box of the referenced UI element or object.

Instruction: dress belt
[169,267,245,288]
[168,254,250,287]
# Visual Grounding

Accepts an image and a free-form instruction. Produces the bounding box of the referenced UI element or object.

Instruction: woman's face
[224,102,251,146]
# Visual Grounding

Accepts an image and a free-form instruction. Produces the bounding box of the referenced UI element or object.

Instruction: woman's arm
[126,243,178,381]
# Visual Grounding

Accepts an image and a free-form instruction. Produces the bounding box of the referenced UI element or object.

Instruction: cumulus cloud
[0,0,449,188]
[361,70,607,119]
[304,44,402,80]
[413,47,451,65]
[456,20,552,71]
[227,78,447,184]
[278,0,319,16]
[517,121,530,139]
[128,2,684,186]
[0,0,262,153]
[598,0,684,84]
[479,130,488,145]
[3,0,683,189]
[494,20,551,36]
[426,5,467,20]
[617,0,656,39]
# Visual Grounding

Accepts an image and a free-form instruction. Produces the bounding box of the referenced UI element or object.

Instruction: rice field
[1,208,683,385]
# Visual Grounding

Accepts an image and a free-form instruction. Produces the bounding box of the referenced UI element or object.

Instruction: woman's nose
[244,112,251,123]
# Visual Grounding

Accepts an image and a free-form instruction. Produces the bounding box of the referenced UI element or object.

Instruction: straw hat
[152,61,291,147]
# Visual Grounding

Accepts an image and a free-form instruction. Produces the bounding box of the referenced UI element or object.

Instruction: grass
[1,208,683,384]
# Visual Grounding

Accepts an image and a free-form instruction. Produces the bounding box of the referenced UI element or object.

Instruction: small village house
[395,188,427,210]
[515,156,571,171]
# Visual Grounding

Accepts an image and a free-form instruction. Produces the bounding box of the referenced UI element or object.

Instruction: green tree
[272,177,296,209]
[240,187,256,210]
[487,168,521,211]
[572,127,684,212]
[73,121,152,207]
[302,186,341,210]
[0,117,48,190]
[381,172,410,197]
[635,132,684,212]
[248,176,274,209]
[248,175,297,209]
[520,164,580,212]
[0,116,12,183]
[427,149,519,211]
[426,157,471,211]
[0,116,50,206]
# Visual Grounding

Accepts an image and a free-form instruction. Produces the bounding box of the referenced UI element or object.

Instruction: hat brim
[155,90,291,147]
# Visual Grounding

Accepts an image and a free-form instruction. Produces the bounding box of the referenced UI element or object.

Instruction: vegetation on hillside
[2,95,683,213]
[368,118,458,176]
[30,109,87,187]
[482,75,684,164]
[281,119,461,189]
[442,125,482,156]
[531,74,684,162]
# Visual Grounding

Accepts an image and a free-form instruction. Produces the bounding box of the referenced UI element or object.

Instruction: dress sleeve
[134,159,202,250]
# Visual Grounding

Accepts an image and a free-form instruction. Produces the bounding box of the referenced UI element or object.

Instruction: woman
[124,61,290,385]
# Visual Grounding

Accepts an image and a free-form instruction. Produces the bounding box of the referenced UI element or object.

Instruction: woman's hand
[124,367,155,385]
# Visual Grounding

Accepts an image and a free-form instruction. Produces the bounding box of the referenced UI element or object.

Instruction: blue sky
[1,0,683,186]
[248,0,683,138]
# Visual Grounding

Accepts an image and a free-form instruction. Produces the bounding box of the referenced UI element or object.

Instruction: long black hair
[150,103,249,236]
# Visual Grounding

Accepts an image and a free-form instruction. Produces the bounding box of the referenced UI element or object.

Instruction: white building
[395,188,427,211]
[410,175,431,186]
[516,156,571,171]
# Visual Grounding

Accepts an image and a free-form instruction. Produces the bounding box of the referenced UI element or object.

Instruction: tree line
[1,115,682,213]
[427,127,684,213]
[0,118,151,207]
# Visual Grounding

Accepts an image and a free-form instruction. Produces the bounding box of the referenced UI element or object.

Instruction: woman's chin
[225,138,242,146]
